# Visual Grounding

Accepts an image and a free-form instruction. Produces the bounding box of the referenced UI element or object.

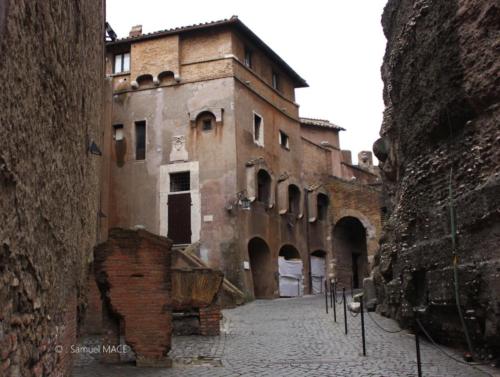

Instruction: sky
[106,0,387,164]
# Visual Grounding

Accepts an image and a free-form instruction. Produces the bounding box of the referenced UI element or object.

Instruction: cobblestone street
[73,295,497,376]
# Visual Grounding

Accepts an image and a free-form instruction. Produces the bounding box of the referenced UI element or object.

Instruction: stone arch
[189,107,223,126]
[278,244,303,297]
[131,73,154,89]
[248,237,273,299]
[332,216,368,289]
[277,175,303,218]
[156,70,175,85]
[195,111,216,132]
[256,169,272,207]
[245,159,275,207]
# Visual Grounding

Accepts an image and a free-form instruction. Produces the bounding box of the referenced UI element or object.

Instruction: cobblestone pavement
[73,295,498,376]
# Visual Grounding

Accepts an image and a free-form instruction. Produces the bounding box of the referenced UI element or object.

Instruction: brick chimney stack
[129,25,142,37]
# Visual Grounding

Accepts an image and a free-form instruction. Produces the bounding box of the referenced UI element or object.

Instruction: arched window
[257,169,272,206]
[288,185,301,215]
[317,193,329,221]
[196,111,216,132]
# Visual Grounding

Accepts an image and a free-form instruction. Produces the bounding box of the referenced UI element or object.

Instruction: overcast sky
[107,0,387,164]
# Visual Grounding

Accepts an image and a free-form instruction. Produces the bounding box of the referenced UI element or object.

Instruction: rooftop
[106,16,308,88]
[300,117,345,131]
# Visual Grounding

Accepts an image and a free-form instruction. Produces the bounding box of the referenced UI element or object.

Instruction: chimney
[341,150,352,165]
[129,25,142,38]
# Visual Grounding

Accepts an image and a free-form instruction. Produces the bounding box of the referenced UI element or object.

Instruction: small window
[196,111,216,132]
[244,47,252,68]
[279,130,289,150]
[135,121,146,160]
[288,185,301,215]
[272,71,279,90]
[114,52,130,73]
[113,124,124,141]
[170,172,190,192]
[317,193,329,221]
[253,113,264,146]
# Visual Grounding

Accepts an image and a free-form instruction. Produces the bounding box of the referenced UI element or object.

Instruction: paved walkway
[73,295,497,376]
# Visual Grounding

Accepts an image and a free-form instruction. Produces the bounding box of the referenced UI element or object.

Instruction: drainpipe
[304,189,312,294]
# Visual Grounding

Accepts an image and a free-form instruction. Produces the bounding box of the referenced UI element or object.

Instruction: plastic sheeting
[311,256,326,294]
[278,257,303,297]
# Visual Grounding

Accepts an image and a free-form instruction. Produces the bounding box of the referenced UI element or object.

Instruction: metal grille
[170,172,190,192]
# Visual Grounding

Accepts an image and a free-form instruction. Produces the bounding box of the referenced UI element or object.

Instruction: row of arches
[247,215,369,298]
[249,165,329,221]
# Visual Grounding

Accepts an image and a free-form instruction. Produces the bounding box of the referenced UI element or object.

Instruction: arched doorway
[278,245,303,297]
[248,237,273,299]
[333,217,368,289]
[311,250,327,294]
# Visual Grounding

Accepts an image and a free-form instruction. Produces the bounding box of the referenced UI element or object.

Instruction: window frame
[134,120,146,161]
[279,130,290,150]
[113,52,130,74]
[253,112,264,147]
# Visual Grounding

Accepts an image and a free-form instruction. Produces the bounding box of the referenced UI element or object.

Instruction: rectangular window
[253,113,263,146]
[279,130,289,150]
[272,71,279,90]
[170,172,190,192]
[114,52,130,73]
[244,47,252,68]
[113,124,124,141]
[135,121,146,160]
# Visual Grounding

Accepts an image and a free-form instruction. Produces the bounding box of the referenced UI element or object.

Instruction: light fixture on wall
[225,190,251,212]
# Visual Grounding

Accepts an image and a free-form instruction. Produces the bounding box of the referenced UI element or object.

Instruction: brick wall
[94,229,173,367]
[199,305,222,336]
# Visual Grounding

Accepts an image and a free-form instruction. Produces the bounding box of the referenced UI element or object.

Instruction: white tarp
[311,256,326,294]
[278,257,303,297]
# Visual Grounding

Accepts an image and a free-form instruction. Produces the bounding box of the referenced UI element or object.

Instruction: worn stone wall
[0,1,104,375]
[374,0,499,353]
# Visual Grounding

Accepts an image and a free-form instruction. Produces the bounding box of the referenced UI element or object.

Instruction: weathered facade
[101,16,381,300]
[0,0,105,376]
[373,0,500,354]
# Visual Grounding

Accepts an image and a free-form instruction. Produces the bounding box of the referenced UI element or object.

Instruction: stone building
[101,16,382,300]
[373,0,499,353]
[0,1,105,376]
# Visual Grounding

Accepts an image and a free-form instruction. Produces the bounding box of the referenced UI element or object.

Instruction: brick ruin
[373,0,500,356]
[0,1,104,376]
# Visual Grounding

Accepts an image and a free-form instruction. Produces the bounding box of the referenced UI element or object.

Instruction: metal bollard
[324,279,328,314]
[415,319,423,377]
[343,287,347,335]
[360,297,366,356]
[333,281,337,322]
[330,280,334,308]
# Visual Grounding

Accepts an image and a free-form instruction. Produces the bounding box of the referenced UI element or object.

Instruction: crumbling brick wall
[0,1,104,375]
[94,229,173,367]
[373,0,499,353]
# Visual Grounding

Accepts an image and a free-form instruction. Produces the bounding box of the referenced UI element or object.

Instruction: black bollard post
[333,281,337,322]
[330,280,334,308]
[360,297,366,356]
[343,287,348,335]
[415,319,423,377]
[324,279,328,314]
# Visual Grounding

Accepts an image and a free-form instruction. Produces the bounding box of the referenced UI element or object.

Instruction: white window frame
[253,111,264,147]
[114,52,130,74]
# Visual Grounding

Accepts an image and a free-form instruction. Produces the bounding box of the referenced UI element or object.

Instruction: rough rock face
[0,1,104,376]
[373,0,500,354]
[94,229,173,367]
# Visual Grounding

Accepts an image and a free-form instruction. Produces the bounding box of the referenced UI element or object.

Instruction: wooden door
[167,193,191,244]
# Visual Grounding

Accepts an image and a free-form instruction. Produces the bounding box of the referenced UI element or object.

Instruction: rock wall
[0,1,104,375]
[373,0,500,354]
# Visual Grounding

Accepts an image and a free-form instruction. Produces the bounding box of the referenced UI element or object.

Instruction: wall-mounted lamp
[225,190,252,212]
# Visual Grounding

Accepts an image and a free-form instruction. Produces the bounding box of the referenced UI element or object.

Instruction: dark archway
[332,217,368,289]
[257,169,272,206]
[248,237,273,299]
